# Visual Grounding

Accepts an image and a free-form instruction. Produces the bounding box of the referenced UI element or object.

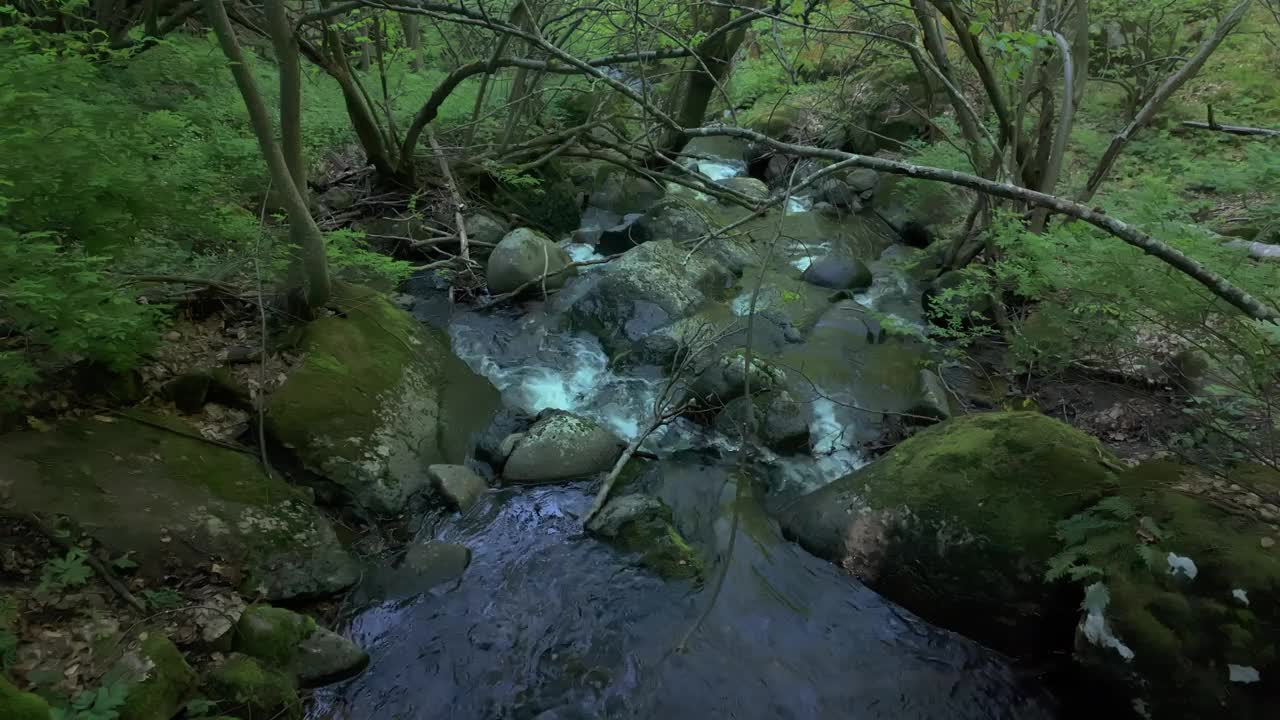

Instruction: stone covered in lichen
[268,283,499,515]
[0,674,51,720]
[233,604,368,688]
[0,415,357,601]
[204,654,301,720]
[117,635,197,720]
[587,494,703,580]
[779,411,1120,655]
[1070,461,1279,719]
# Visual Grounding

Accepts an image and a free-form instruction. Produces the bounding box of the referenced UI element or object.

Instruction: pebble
[1261,537,1275,549]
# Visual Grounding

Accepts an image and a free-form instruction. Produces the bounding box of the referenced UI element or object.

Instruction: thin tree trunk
[1080,0,1252,203]
[265,0,305,196]
[400,14,423,72]
[202,0,330,311]
[912,0,984,165]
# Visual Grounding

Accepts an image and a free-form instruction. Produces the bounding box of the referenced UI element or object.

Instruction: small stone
[1261,536,1275,549]
[400,542,471,589]
[427,464,488,512]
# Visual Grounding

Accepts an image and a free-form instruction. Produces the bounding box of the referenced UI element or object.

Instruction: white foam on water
[564,243,604,264]
[697,160,745,181]
[785,195,813,214]
[449,323,659,442]
[1229,665,1260,683]
[787,241,830,273]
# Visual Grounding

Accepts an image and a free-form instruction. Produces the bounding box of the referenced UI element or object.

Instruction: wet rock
[235,605,369,688]
[268,283,499,516]
[719,176,769,200]
[486,227,575,294]
[114,635,197,720]
[714,391,809,452]
[690,349,787,408]
[595,212,646,255]
[204,654,301,720]
[908,369,951,421]
[0,675,50,720]
[845,168,880,196]
[683,136,752,166]
[504,411,625,483]
[779,412,1119,657]
[623,197,711,250]
[817,178,857,210]
[588,167,663,215]
[475,407,534,468]
[464,210,508,247]
[801,255,872,291]
[400,542,471,589]
[586,494,701,580]
[428,464,488,511]
[0,414,358,601]
[564,239,734,348]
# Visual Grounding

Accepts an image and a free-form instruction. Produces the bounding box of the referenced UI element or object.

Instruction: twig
[426,128,472,265]
[25,512,146,612]
[1180,121,1280,138]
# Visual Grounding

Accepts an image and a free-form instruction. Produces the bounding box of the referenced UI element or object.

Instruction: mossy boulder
[204,654,301,720]
[0,414,358,601]
[714,391,809,452]
[117,635,197,720]
[268,283,499,515]
[502,411,625,483]
[587,494,702,580]
[563,239,735,349]
[486,228,575,294]
[718,176,769,201]
[234,605,368,688]
[1064,461,1280,719]
[779,412,1120,656]
[586,165,663,216]
[0,674,51,720]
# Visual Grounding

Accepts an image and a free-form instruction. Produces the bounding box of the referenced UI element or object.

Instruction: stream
[309,156,1060,719]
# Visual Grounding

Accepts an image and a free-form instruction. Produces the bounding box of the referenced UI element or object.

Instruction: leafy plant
[1046,497,1170,583]
[36,549,94,594]
[50,682,129,720]
[140,588,184,611]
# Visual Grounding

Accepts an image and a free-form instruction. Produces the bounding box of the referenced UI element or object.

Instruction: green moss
[205,654,301,720]
[608,499,703,581]
[1071,461,1280,719]
[234,605,316,667]
[118,635,197,720]
[0,675,51,720]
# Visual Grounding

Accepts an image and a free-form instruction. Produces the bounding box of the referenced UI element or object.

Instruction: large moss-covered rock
[779,412,1120,656]
[563,239,735,349]
[117,635,197,720]
[234,605,368,688]
[1065,462,1280,719]
[486,228,575,294]
[268,283,499,515]
[0,675,51,720]
[0,415,357,601]
[204,654,301,720]
[587,494,702,580]
[503,411,625,483]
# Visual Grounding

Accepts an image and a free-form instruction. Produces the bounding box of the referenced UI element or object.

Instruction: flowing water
[310,160,1059,719]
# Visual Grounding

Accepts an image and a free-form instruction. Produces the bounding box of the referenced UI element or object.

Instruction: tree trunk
[265,0,305,196]
[658,3,751,156]
[400,14,423,72]
[202,0,330,311]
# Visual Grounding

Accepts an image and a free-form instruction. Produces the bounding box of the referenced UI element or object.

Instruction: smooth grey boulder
[801,255,872,290]
[486,228,575,294]
[719,176,769,200]
[401,542,472,588]
[464,210,508,247]
[428,464,488,511]
[503,411,625,483]
[689,349,787,407]
[714,391,810,452]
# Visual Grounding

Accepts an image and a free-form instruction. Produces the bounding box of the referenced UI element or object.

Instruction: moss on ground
[204,654,301,720]
[118,635,197,720]
[0,675,51,720]
[234,605,316,667]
